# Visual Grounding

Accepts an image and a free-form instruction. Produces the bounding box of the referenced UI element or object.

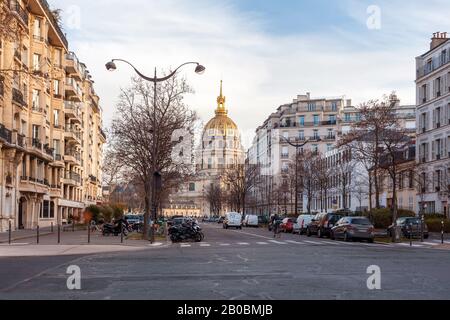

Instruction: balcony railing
[44,144,54,157]
[64,171,81,184]
[0,124,12,143]
[9,0,29,26]
[39,0,68,48]
[12,88,27,106]
[0,76,4,97]
[32,138,42,149]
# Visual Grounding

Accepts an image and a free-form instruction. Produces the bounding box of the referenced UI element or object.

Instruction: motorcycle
[169,222,204,243]
[102,220,129,236]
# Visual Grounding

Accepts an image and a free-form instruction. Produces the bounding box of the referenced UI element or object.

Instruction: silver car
[331,217,375,243]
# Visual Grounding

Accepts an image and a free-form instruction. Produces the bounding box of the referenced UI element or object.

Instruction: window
[327,144,333,152]
[421,84,427,103]
[32,125,39,140]
[328,115,336,124]
[313,129,319,140]
[435,77,442,97]
[189,183,195,192]
[282,146,289,157]
[312,144,319,154]
[53,139,60,155]
[298,130,305,141]
[345,113,351,122]
[53,79,60,95]
[33,18,41,39]
[331,101,338,111]
[32,89,40,109]
[283,131,289,139]
[33,53,40,71]
[299,116,305,126]
[313,115,320,126]
[308,103,316,111]
[420,112,428,132]
[53,109,59,127]
[54,49,62,66]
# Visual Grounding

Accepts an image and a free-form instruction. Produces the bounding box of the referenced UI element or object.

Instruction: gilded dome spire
[216,80,227,115]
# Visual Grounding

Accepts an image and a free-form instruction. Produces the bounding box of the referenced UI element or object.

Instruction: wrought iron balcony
[0,124,12,143]
[12,88,27,106]
[9,0,29,26]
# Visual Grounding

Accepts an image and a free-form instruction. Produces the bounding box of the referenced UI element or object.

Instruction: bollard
[72,220,75,232]
[37,225,40,244]
[88,222,91,244]
[58,224,61,244]
[120,224,124,244]
[51,222,54,233]
[409,224,412,247]
[442,220,445,245]
[8,220,12,245]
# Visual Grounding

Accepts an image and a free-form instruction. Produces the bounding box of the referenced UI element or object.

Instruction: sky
[49,0,450,148]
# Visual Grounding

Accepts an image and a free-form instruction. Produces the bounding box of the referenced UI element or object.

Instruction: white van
[294,214,315,235]
[223,212,243,229]
[243,215,259,228]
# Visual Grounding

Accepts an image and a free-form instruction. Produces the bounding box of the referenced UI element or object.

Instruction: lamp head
[195,64,206,75]
[105,61,117,71]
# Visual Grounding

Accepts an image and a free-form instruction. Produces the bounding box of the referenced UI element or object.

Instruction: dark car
[306,212,343,238]
[280,218,296,233]
[387,217,429,239]
[258,215,269,225]
[331,217,375,242]
[218,216,225,224]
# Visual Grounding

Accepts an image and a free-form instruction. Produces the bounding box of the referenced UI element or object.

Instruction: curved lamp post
[280,135,320,215]
[106,59,205,242]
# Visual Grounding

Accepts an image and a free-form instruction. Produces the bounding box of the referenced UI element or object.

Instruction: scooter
[169,222,204,243]
[102,221,129,236]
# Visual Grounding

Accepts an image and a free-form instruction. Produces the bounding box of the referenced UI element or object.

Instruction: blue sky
[49,0,450,148]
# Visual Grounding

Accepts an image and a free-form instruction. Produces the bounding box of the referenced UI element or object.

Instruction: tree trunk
[374,168,381,209]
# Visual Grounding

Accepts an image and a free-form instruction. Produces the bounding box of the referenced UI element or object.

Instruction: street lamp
[280,135,319,215]
[106,59,205,243]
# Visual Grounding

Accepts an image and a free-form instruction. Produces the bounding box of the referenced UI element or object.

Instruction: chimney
[346,99,352,107]
[306,92,311,100]
[430,32,448,50]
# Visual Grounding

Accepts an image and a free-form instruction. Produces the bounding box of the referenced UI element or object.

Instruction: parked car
[243,215,259,228]
[280,218,295,233]
[306,212,343,238]
[258,215,269,225]
[293,214,315,235]
[387,217,429,239]
[125,214,142,225]
[218,216,225,224]
[331,216,375,242]
[223,212,243,229]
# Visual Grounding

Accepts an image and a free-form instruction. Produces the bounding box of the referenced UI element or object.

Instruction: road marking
[320,241,339,245]
[237,242,250,246]
[432,239,450,244]
[268,240,288,245]
[149,242,163,247]
[0,243,30,246]
[180,244,191,248]
[303,240,324,245]
[422,242,440,246]
[284,240,305,245]
[396,243,425,248]
[200,243,211,247]
[256,242,268,245]
[219,243,230,246]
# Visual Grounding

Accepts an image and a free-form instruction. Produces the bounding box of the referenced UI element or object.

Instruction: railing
[32,138,42,149]
[39,0,68,48]
[16,133,25,147]
[44,144,54,157]
[65,127,82,140]
[0,124,12,143]
[9,0,29,26]
[12,88,26,106]
[54,154,62,161]
[64,171,81,184]
[64,101,82,114]
[65,151,81,162]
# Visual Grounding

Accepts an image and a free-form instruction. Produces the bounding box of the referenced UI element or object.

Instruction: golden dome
[204,81,238,132]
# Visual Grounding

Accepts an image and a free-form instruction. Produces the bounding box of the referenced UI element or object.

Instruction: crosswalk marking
[268,240,288,245]
[219,243,230,246]
[237,242,250,246]
[303,240,324,245]
[200,243,211,247]
[285,240,304,245]
[256,242,269,245]
[180,244,191,248]
[320,241,339,245]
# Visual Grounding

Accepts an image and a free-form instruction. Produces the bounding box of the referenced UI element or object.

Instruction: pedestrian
[272,213,281,238]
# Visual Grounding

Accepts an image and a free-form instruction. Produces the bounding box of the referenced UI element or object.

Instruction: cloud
[49,0,450,149]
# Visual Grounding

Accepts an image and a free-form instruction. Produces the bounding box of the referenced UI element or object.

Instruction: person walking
[272,213,281,238]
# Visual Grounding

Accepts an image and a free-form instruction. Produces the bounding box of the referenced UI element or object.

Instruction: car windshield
[396,217,408,224]
[405,218,420,224]
[351,218,371,225]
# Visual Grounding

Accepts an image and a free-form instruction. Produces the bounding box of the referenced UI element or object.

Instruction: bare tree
[108,76,197,239]
[297,150,319,214]
[206,182,223,217]
[331,148,356,212]
[223,164,260,215]
[339,94,400,210]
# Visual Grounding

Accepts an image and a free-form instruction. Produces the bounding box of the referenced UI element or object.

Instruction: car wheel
[306,228,311,237]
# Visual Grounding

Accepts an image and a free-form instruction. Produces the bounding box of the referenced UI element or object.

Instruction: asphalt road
[1,223,450,300]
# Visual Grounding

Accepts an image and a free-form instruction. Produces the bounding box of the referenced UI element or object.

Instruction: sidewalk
[0,227,53,244]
